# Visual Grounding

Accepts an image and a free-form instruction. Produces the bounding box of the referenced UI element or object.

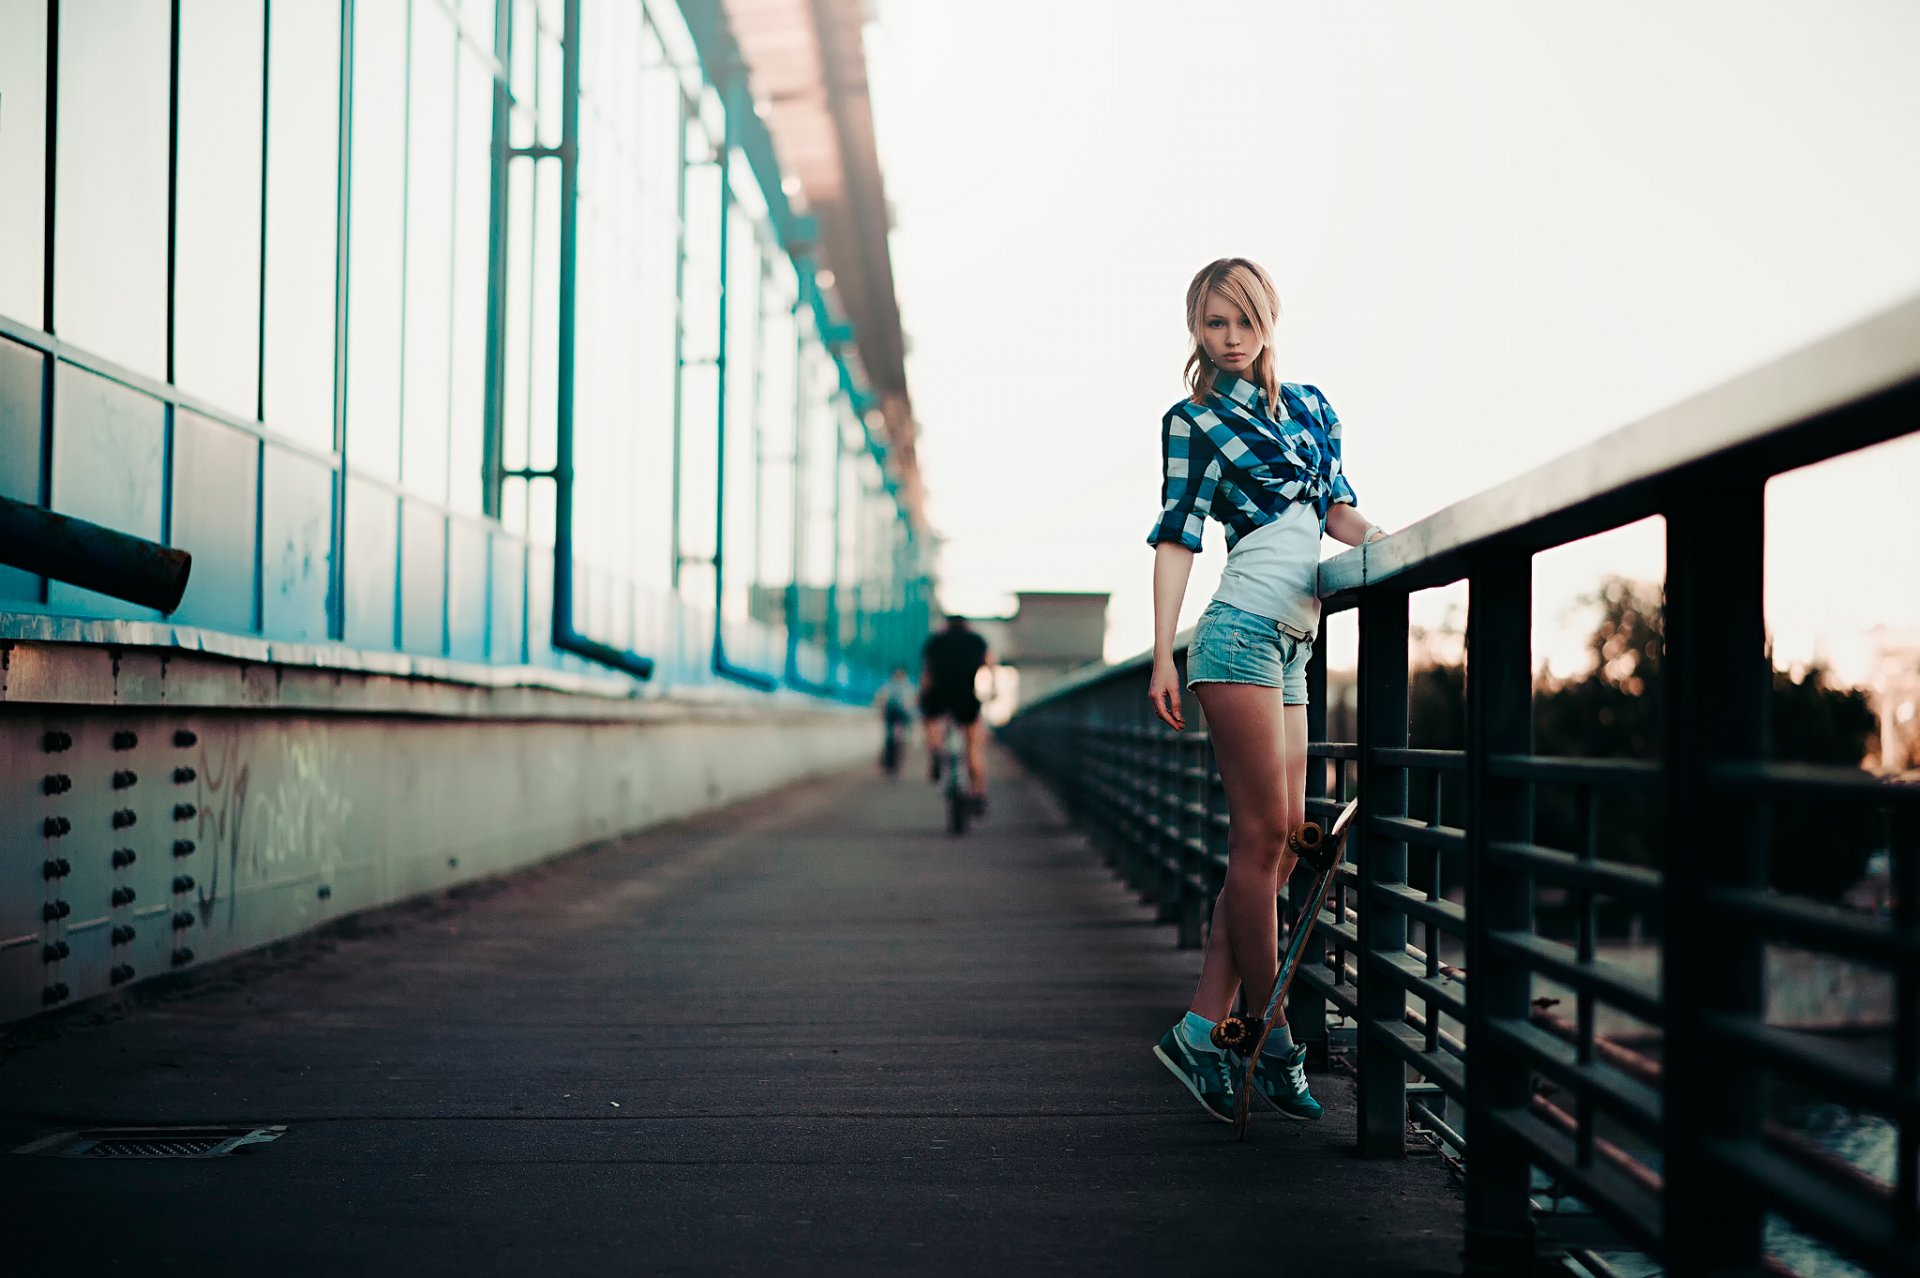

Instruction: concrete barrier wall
[2,641,873,1027]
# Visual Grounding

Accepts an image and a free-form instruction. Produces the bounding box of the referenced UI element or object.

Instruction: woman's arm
[1152,542,1195,660]
[1148,543,1195,729]
[1326,503,1386,549]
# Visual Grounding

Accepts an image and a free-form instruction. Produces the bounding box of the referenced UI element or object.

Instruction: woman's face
[1199,291,1262,376]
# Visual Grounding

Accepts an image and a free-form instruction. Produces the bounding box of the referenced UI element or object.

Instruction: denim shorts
[1184,600,1315,704]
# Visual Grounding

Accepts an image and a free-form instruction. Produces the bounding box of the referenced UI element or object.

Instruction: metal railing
[1004,296,1920,1276]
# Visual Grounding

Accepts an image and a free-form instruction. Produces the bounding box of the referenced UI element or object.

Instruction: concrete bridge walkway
[1,743,1462,1276]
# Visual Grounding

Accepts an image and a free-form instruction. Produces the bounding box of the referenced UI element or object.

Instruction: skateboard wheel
[1288,821,1324,856]
[1210,1016,1251,1051]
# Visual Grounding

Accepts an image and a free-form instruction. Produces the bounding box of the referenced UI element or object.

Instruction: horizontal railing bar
[1484,1106,1664,1256]
[1374,1020,1468,1103]
[1708,886,1919,968]
[1488,754,1661,788]
[1315,294,1920,605]
[1488,931,1664,1026]
[1484,1018,1664,1141]
[1711,1137,1918,1277]
[1372,816,1468,853]
[1370,747,1467,773]
[1709,760,1920,802]
[1401,1002,1468,1059]
[1296,965,1360,1019]
[1408,1094,1465,1154]
[1370,882,1470,937]
[1309,742,1360,761]
[1361,948,1467,1026]
[1487,841,1662,910]
[1707,1016,1918,1124]
[1528,1005,1900,1212]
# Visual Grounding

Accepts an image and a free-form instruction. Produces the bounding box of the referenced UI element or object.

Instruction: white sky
[860,0,1920,683]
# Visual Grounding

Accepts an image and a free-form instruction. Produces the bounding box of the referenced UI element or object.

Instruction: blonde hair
[1184,258,1281,408]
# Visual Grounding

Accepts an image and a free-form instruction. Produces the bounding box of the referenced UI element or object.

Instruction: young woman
[1145,258,1386,1124]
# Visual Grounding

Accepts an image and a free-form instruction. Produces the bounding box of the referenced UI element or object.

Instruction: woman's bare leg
[1186,683,1302,1021]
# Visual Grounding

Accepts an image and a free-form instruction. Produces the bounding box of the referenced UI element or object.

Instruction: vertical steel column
[549,0,651,680]
[667,82,691,592]
[1463,550,1536,1273]
[479,0,511,520]
[1357,587,1411,1156]
[708,65,774,692]
[1662,478,1769,1275]
[329,0,357,641]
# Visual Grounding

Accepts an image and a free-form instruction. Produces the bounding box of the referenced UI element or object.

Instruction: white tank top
[1209,501,1323,637]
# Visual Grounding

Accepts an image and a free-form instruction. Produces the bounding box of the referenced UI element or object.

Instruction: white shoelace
[1284,1053,1308,1095]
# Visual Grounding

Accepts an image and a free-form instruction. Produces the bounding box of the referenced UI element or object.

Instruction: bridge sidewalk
[1,742,1462,1276]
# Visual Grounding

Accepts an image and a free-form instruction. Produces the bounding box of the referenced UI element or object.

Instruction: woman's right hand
[1148,655,1185,730]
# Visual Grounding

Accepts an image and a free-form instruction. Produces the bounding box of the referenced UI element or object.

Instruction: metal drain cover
[13,1125,287,1158]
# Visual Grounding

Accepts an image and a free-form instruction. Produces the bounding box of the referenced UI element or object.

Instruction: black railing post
[1357,587,1411,1156]
[1463,550,1536,1273]
[1288,629,1335,1058]
[1662,478,1769,1274]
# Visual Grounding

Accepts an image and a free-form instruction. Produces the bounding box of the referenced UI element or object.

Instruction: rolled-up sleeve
[1310,385,1358,509]
[1146,407,1217,552]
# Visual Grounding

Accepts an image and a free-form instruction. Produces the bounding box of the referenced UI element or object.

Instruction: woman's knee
[1227,817,1301,875]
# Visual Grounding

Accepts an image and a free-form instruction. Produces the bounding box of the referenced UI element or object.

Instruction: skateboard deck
[1209,796,1359,1141]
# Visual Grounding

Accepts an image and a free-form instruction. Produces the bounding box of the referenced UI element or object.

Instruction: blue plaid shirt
[1146,375,1358,553]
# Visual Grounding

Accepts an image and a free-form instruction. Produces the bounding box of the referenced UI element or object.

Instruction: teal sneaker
[1153,1024,1236,1123]
[1251,1041,1323,1121]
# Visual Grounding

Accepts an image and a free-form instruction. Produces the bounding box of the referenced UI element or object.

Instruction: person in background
[874,665,915,774]
[919,615,994,813]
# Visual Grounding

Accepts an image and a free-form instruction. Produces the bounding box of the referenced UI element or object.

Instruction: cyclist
[873,665,915,774]
[919,615,994,814]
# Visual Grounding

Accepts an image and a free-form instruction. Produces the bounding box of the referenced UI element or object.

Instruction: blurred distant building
[967,591,1110,708]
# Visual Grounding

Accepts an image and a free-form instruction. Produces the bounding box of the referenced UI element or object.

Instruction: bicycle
[880,710,908,777]
[942,718,972,835]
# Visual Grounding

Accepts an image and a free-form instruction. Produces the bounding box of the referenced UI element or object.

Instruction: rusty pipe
[0,495,192,613]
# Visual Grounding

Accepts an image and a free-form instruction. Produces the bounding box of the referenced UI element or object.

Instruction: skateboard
[1209,796,1359,1140]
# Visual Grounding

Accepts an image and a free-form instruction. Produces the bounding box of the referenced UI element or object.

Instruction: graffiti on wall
[192,724,354,928]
